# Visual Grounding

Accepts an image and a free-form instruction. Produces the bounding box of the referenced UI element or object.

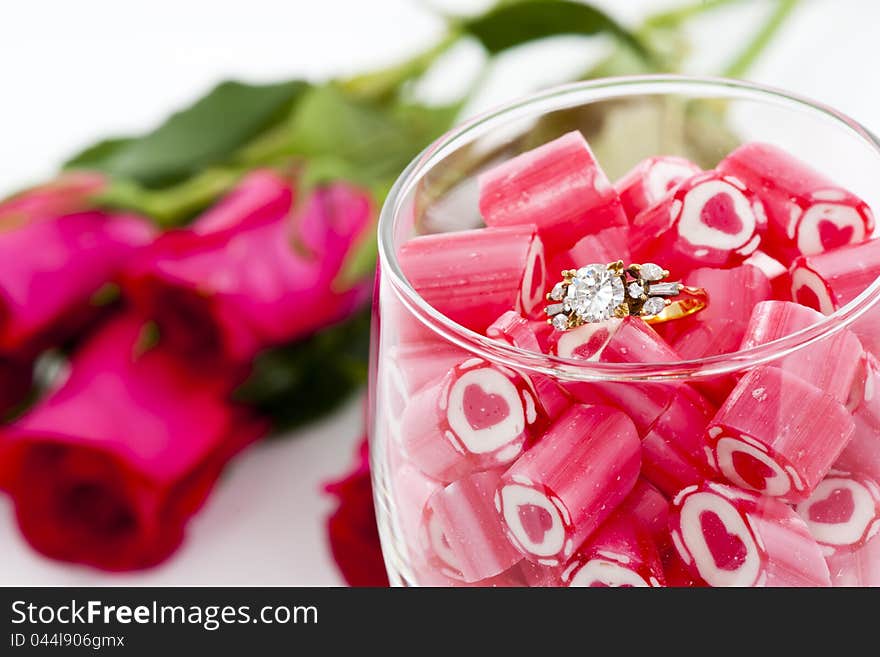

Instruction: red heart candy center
[731,449,778,491]
[462,384,510,431]
[818,219,854,250]
[571,327,610,359]
[700,510,748,572]
[809,486,855,524]
[795,284,823,312]
[700,192,743,235]
[518,503,554,545]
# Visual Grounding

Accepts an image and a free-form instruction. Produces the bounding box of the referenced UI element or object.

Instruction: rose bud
[0,210,155,352]
[0,315,266,570]
[0,172,105,228]
[324,437,389,587]
[123,170,374,366]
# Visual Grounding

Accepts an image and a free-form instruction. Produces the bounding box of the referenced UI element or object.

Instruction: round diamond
[549,282,566,301]
[552,314,570,331]
[640,263,665,281]
[628,282,644,298]
[566,264,625,323]
[642,297,666,316]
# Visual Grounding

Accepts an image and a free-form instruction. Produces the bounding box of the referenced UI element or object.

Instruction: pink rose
[0,172,105,228]
[122,170,374,366]
[0,315,266,570]
[0,210,155,352]
[324,437,389,587]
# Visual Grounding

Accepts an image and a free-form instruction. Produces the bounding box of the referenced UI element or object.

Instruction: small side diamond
[640,263,665,281]
[642,297,666,316]
[549,282,566,301]
[545,303,564,316]
[628,282,644,298]
[552,314,570,330]
[649,282,681,296]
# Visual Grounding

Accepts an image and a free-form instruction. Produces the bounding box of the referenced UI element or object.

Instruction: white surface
[1,0,879,585]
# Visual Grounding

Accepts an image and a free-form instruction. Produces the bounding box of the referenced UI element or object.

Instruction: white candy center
[797,476,878,546]
[715,436,792,498]
[568,559,650,587]
[678,179,756,250]
[797,202,865,256]
[447,367,525,455]
[500,483,565,558]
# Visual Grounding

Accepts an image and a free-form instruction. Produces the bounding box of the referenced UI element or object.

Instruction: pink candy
[383,133,880,587]
[707,366,855,502]
[670,482,831,587]
[428,470,523,582]
[497,404,640,565]
[478,131,627,253]
[400,358,535,482]
[718,142,874,261]
[615,155,701,221]
[399,224,547,332]
[630,171,763,277]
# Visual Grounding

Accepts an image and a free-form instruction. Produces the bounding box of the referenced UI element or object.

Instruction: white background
[0,0,877,584]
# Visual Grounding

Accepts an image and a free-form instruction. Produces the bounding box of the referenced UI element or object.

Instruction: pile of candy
[381,130,880,586]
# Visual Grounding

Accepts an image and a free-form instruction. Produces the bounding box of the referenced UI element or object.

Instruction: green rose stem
[723,0,801,78]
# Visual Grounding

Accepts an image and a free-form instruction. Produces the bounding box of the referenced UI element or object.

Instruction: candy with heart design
[427,470,523,583]
[630,171,763,278]
[741,300,863,404]
[399,358,534,482]
[487,311,572,423]
[551,316,686,433]
[562,515,665,587]
[399,224,547,332]
[796,471,880,551]
[789,238,880,355]
[669,482,831,587]
[717,142,874,262]
[615,155,702,221]
[497,404,640,565]
[641,386,718,497]
[743,250,790,300]
[707,367,855,503]
[548,226,632,278]
[478,131,627,254]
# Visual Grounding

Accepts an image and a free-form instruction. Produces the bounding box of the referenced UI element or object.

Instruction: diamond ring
[544,260,708,331]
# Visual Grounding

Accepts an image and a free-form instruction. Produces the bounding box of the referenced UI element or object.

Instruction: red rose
[123,170,374,366]
[325,437,389,587]
[0,315,266,570]
[0,210,155,352]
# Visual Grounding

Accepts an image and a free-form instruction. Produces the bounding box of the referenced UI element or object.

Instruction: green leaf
[64,137,135,170]
[64,80,308,188]
[463,0,651,61]
[92,167,246,227]
[241,85,459,193]
[234,308,372,432]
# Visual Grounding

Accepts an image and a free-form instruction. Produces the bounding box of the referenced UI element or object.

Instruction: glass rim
[377,75,880,382]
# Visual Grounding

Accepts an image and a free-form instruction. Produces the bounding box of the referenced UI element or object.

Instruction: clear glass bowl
[370,76,880,587]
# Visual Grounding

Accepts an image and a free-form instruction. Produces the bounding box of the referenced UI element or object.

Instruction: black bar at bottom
[0,587,864,654]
